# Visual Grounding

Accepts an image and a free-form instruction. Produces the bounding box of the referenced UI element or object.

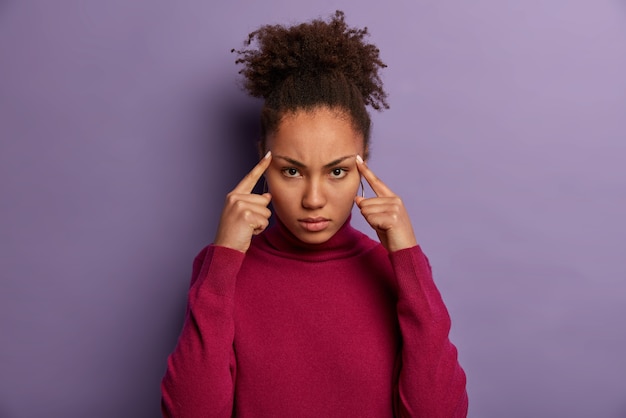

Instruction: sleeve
[161,245,245,418]
[389,245,468,418]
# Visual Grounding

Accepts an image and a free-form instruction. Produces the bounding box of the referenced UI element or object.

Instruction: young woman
[161,11,468,417]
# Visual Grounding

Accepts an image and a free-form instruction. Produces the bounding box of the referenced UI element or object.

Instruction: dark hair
[232,10,388,158]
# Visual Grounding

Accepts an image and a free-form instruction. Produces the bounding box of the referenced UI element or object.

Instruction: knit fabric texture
[161,218,468,417]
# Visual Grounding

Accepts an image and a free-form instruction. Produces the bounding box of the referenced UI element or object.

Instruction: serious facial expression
[264,107,365,245]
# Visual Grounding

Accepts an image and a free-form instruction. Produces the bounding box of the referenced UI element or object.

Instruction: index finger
[233,151,272,194]
[356,155,395,197]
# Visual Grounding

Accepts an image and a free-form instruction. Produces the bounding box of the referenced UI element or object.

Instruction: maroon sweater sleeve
[390,246,468,418]
[161,245,245,418]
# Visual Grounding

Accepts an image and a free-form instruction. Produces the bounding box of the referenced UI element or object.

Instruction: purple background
[1,1,625,417]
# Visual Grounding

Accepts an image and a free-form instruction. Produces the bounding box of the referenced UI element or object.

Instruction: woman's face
[265,107,365,245]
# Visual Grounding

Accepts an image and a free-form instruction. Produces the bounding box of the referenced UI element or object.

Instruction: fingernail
[356,154,363,164]
[264,150,271,159]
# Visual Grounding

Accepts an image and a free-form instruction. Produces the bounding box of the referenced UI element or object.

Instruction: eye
[330,168,348,179]
[282,167,301,178]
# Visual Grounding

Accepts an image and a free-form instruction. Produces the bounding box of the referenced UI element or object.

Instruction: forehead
[267,108,364,159]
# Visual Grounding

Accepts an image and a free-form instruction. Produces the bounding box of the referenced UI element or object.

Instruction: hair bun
[233,10,388,110]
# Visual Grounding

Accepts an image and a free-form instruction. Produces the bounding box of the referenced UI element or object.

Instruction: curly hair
[232,10,388,157]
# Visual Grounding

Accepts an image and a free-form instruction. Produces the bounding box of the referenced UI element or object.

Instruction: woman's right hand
[213,151,273,253]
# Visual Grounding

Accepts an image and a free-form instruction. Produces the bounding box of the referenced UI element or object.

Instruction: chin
[296,232,334,245]
[286,223,337,245]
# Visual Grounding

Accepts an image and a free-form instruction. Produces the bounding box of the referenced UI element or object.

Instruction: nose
[301,178,326,209]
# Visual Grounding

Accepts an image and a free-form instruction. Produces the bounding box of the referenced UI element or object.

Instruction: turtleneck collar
[257,214,378,262]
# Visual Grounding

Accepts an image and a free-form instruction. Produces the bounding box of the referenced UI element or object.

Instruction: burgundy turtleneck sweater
[161,218,468,417]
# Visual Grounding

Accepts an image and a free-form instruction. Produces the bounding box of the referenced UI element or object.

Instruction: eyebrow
[274,155,356,169]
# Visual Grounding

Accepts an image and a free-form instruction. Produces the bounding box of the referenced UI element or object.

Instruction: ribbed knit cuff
[196,245,246,297]
[389,245,432,296]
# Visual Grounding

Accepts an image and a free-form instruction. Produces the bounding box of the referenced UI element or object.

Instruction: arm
[161,153,272,417]
[160,245,244,417]
[391,246,468,418]
[354,156,467,416]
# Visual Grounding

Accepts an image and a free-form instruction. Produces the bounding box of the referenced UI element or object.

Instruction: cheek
[348,171,362,190]
[332,176,361,202]
[265,172,295,203]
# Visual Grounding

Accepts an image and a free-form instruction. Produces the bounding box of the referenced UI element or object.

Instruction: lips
[298,217,330,232]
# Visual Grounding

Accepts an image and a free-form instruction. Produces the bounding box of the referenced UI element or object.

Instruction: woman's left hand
[355,156,418,253]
